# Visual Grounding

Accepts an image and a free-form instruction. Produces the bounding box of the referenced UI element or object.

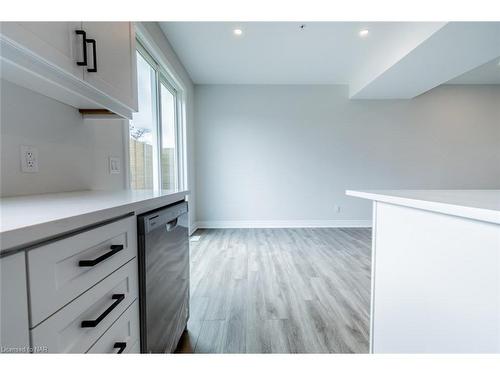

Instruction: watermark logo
[1,345,48,353]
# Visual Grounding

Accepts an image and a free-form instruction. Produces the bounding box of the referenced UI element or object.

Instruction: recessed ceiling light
[233,28,243,36]
[359,29,369,38]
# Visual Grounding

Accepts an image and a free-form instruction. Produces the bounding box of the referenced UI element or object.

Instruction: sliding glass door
[129,41,182,191]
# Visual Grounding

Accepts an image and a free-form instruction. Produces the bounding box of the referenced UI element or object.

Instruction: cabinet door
[0,22,84,79]
[82,22,138,111]
[0,253,30,352]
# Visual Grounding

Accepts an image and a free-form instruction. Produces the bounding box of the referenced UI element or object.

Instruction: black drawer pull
[75,30,87,66]
[79,244,124,267]
[81,294,125,328]
[86,38,97,72]
[114,342,127,354]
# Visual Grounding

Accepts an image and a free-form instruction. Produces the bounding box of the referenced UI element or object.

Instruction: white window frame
[158,76,181,191]
[130,37,186,192]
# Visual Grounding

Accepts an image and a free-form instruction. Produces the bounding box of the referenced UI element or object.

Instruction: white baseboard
[195,220,372,229]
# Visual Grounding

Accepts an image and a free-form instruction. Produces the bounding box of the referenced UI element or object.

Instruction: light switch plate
[109,157,121,174]
[20,145,39,173]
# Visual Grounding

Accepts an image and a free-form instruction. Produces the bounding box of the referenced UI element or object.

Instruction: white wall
[194,84,500,226]
[1,79,127,197]
[139,22,197,232]
[1,23,198,232]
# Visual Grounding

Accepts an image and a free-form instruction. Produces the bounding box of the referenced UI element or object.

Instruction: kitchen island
[347,190,500,353]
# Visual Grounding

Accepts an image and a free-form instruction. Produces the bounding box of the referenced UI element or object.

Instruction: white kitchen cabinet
[87,300,140,354]
[82,22,138,111]
[0,21,138,118]
[31,259,139,353]
[0,252,30,352]
[28,216,137,327]
[0,192,188,353]
[0,22,84,79]
[129,339,140,353]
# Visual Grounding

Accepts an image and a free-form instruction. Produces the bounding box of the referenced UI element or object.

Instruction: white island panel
[372,201,500,353]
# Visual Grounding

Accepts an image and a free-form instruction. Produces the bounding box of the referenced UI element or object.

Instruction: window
[159,80,178,190]
[129,42,183,191]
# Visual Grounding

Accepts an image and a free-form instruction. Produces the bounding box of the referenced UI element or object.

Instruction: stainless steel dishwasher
[137,201,189,353]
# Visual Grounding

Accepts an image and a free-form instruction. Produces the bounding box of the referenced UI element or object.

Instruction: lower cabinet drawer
[87,299,140,353]
[28,215,137,327]
[31,259,138,353]
[129,340,140,353]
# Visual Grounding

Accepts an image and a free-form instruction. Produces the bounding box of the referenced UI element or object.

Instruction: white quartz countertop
[346,190,500,224]
[0,189,189,252]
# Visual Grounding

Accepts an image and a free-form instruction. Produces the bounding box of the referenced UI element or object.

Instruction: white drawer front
[28,216,137,326]
[129,339,140,353]
[87,300,140,353]
[31,259,138,353]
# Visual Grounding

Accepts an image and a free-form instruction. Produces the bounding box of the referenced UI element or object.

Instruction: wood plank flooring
[176,228,372,353]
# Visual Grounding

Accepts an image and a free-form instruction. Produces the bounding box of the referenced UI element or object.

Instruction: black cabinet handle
[114,342,127,354]
[81,294,125,328]
[86,38,97,72]
[79,244,124,267]
[75,30,87,66]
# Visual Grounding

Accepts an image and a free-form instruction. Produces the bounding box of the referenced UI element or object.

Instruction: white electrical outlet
[109,157,121,174]
[334,204,341,213]
[20,145,39,173]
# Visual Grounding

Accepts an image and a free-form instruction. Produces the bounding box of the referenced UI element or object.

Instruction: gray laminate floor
[176,227,372,353]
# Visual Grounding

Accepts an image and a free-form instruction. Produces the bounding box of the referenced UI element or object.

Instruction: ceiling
[447,57,500,84]
[159,22,443,85]
[159,22,500,98]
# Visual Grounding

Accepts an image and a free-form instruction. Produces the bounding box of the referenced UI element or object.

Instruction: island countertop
[346,189,500,225]
[0,189,189,253]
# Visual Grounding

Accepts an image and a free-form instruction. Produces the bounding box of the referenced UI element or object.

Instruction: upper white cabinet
[0,22,138,118]
[0,22,84,79]
[82,22,137,111]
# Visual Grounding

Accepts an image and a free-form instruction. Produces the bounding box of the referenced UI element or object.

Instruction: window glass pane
[129,52,157,189]
[160,82,177,190]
